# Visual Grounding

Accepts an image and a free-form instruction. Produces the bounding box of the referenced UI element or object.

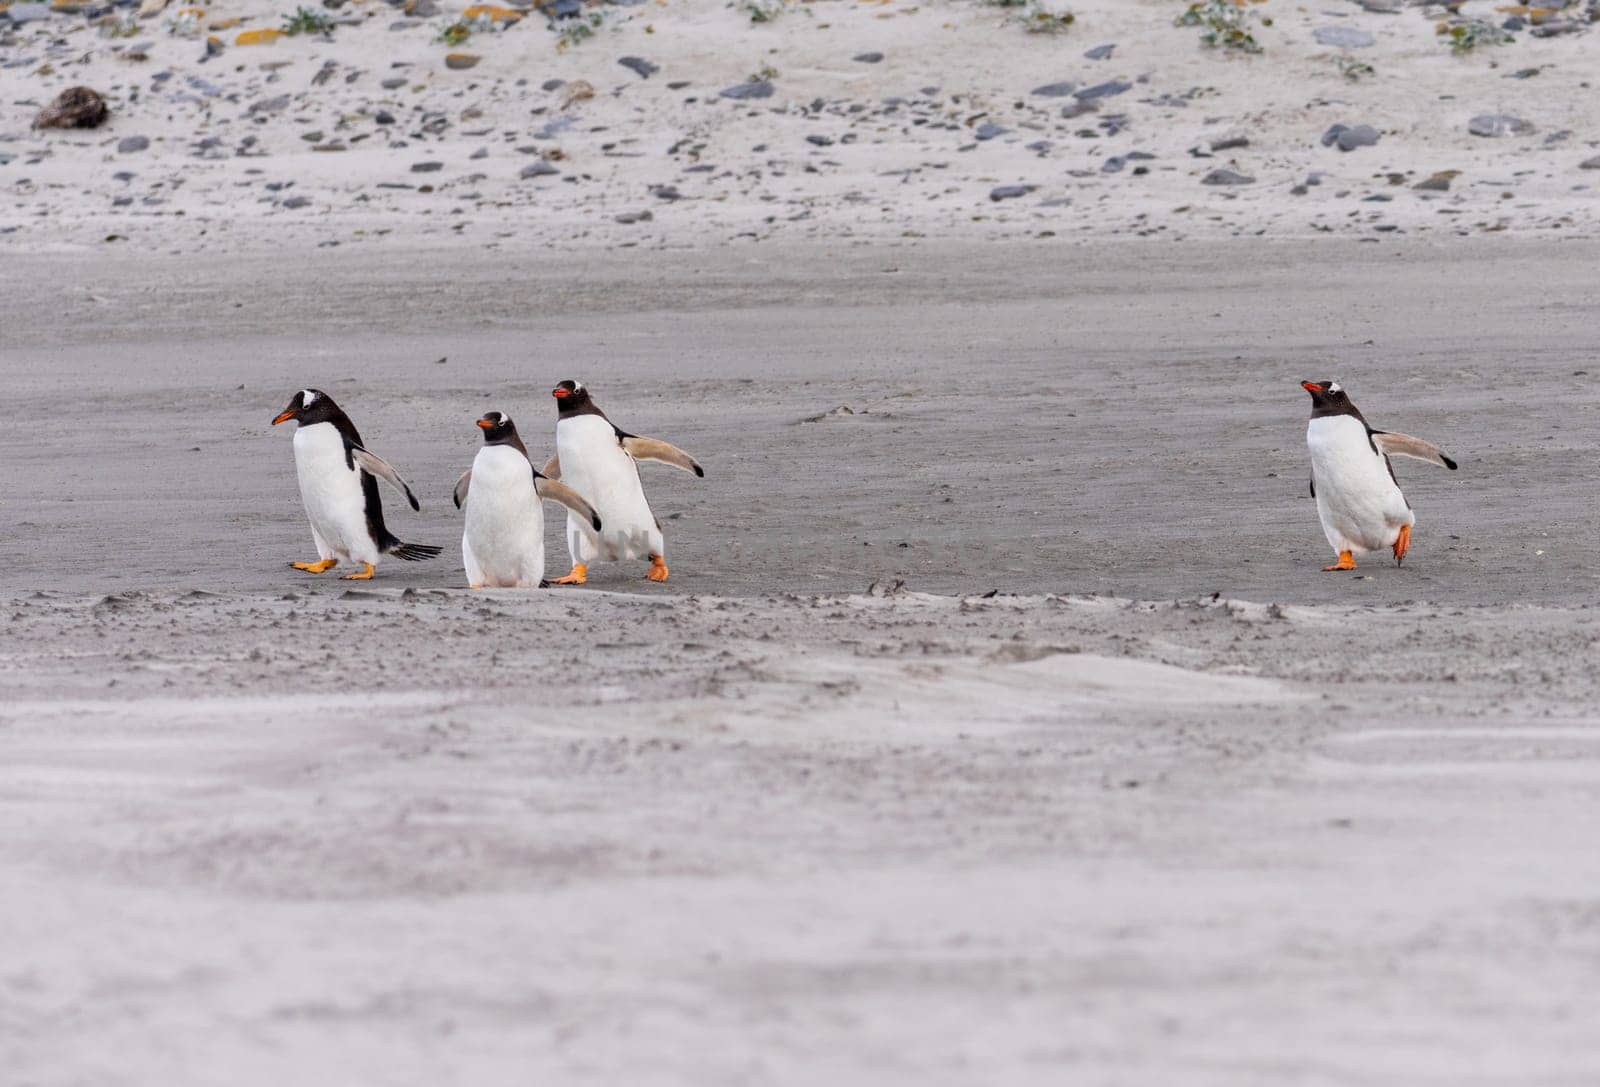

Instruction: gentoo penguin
[543,380,704,584]
[271,389,441,579]
[1302,380,1458,572]
[453,411,602,589]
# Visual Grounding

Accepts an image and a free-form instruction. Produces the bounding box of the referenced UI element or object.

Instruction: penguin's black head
[272,388,339,427]
[1301,380,1356,418]
[551,379,592,415]
[476,410,519,443]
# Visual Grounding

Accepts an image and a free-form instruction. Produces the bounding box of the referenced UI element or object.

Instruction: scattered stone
[519,160,558,178]
[853,51,883,63]
[1413,170,1459,192]
[445,53,480,70]
[1059,99,1099,120]
[560,80,595,108]
[470,146,488,160]
[1468,114,1534,138]
[1084,44,1115,60]
[650,184,681,200]
[1581,156,1600,170]
[281,195,311,208]
[1102,156,1125,174]
[1031,80,1077,97]
[1322,123,1380,151]
[374,110,395,125]
[975,121,1007,141]
[618,55,657,78]
[615,209,653,224]
[541,78,565,91]
[989,184,1035,201]
[721,80,774,100]
[1313,26,1375,48]
[33,87,109,130]
[411,161,443,173]
[1202,169,1254,185]
[1210,135,1249,152]
[235,27,284,46]
[381,76,407,89]
[116,135,149,154]
[805,134,833,147]
[248,94,291,116]
[1352,0,1404,11]
[1075,79,1131,101]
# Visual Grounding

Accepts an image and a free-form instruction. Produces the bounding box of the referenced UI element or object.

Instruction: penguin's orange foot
[469,583,484,590]
[646,555,669,582]
[552,564,588,586]
[1322,552,1357,572]
[340,562,376,581]
[1393,524,1412,566]
[291,559,338,574]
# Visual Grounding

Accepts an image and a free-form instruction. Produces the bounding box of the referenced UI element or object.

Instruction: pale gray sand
[4,586,1600,1085]
[4,239,1600,1084]
[2,238,1597,603]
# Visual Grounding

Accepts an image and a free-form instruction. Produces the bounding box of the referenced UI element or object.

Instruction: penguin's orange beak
[551,387,569,399]
[1301,381,1323,394]
[272,409,296,425]
[477,418,494,429]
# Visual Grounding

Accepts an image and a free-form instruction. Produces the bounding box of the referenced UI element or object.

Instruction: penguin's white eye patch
[1328,382,1342,394]
[302,389,319,406]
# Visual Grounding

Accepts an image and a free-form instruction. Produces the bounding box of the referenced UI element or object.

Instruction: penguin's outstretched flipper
[1372,432,1458,471]
[535,477,603,534]
[350,445,423,510]
[541,454,560,480]
[620,436,704,477]
[453,470,472,510]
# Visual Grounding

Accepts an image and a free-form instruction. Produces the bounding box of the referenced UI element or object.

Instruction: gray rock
[116,136,149,154]
[1031,80,1077,97]
[1581,156,1600,170]
[248,94,292,116]
[1413,170,1458,192]
[853,52,883,63]
[1202,169,1255,185]
[541,78,565,91]
[989,184,1035,201]
[1084,44,1115,60]
[519,161,559,178]
[1059,99,1099,120]
[1352,0,1404,11]
[410,161,444,173]
[469,146,488,160]
[1322,123,1380,151]
[615,209,653,224]
[805,134,833,147]
[1530,19,1582,37]
[650,184,681,200]
[1211,135,1249,152]
[1469,114,1534,138]
[281,196,311,209]
[721,80,774,100]
[974,121,1007,141]
[3,3,52,24]
[1075,79,1131,101]
[618,55,658,78]
[1313,26,1375,48]
[1101,156,1125,174]
[381,76,408,89]
[374,110,396,125]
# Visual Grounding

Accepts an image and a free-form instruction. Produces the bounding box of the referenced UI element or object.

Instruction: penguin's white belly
[1307,415,1414,554]
[293,423,378,564]
[462,446,545,588]
[557,415,663,563]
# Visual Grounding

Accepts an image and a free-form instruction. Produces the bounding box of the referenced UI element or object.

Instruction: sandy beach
[6,0,1600,1083]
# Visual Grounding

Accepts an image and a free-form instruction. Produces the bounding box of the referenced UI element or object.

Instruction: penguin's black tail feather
[388,542,443,561]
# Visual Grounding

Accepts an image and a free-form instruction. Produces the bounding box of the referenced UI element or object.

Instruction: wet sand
[4,238,1600,1084]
